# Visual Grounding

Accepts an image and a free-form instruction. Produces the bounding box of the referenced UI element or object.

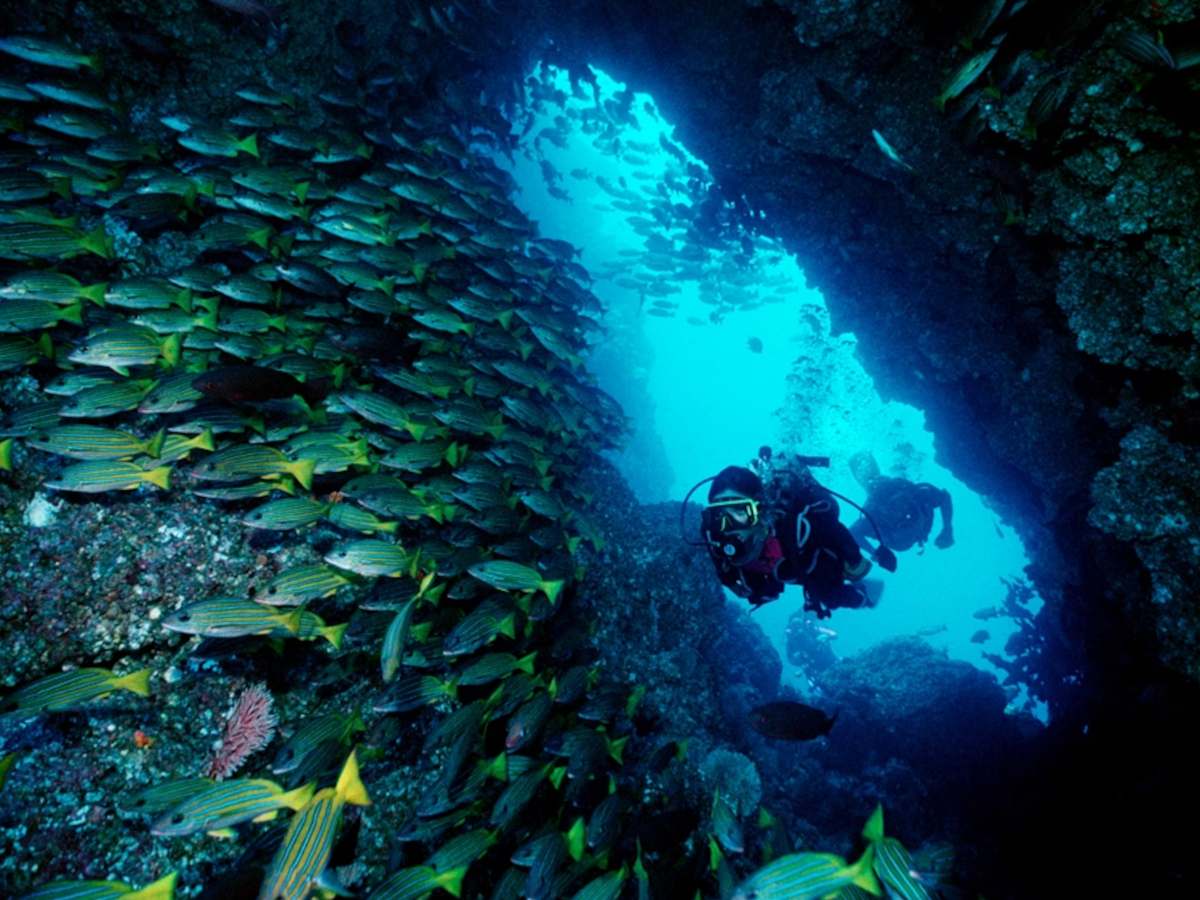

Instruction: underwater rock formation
[817,636,1019,786]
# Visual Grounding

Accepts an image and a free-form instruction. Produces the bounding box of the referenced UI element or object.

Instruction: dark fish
[204,0,283,25]
[192,365,328,406]
[933,47,998,114]
[1115,32,1176,70]
[647,740,686,772]
[577,686,628,723]
[1023,71,1071,137]
[747,701,837,741]
[325,324,400,359]
[970,629,990,644]
[506,691,553,751]
[747,337,763,353]
[525,832,567,900]
[551,665,595,705]
[2,667,151,714]
[586,793,621,853]
[711,791,744,854]
[972,606,1000,620]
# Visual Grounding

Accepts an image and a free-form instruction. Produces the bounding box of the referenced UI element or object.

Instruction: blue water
[501,65,1045,718]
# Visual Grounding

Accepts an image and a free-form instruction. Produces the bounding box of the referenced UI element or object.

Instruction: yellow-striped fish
[152,778,315,837]
[2,667,150,715]
[18,872,177,900]
[271,712,366,774]
[161,597,302,638]
[257,751,371,900]
[337,389,412,432]
[0,298,83,332]
[258,564,351,606]
[0,35,104,72]
[380,595,420,683]
[269,608,348,649]
[468,560,564,604]
[862,804,936,900]
[729,848,879,900]
[138,372,205,414]
[242,497,331,531]
[122,778,215,815]
[44,460,171,493]
[0,271,106,306]
[711,790,744,854]
[153,430,215,464]
[367,866,466,900]
[26,425,165,461]
[0,222,111,260]
[177,127,259,159]
[326,501,398,535]
[933,47,998,114]
[324,539,410,577]
[67,326,181,374]
[190,444,316,491]
[57,379,158,418]
[0,332,54,371]
[104,276,193,311]
[567,867,627,900]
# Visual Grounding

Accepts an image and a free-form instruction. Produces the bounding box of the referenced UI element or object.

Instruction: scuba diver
[785,611,838,679]
[692,447,878,618]
[847,450,954,564]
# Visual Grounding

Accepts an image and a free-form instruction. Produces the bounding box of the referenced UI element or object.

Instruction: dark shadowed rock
[818,636,1019,783]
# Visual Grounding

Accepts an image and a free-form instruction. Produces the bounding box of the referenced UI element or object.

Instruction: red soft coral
[203,683,277,780]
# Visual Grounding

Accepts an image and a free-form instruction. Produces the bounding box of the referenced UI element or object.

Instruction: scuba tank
[681,446,831,548]
[751,445,827,524]
[848,449,882,490]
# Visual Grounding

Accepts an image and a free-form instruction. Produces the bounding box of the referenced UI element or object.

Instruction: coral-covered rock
[818,636,1013,781]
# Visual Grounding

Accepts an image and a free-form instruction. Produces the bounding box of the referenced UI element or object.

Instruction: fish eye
[178,612,191,621]
[171,813,184,824]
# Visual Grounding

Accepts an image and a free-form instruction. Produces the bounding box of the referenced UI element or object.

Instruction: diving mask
[706,497,759,533]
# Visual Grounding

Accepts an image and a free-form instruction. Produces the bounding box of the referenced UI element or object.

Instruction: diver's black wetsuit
[710,477,867,616]
[851,477,953,553]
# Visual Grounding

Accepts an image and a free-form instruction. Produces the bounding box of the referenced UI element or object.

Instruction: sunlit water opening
[495,64,1046,720]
